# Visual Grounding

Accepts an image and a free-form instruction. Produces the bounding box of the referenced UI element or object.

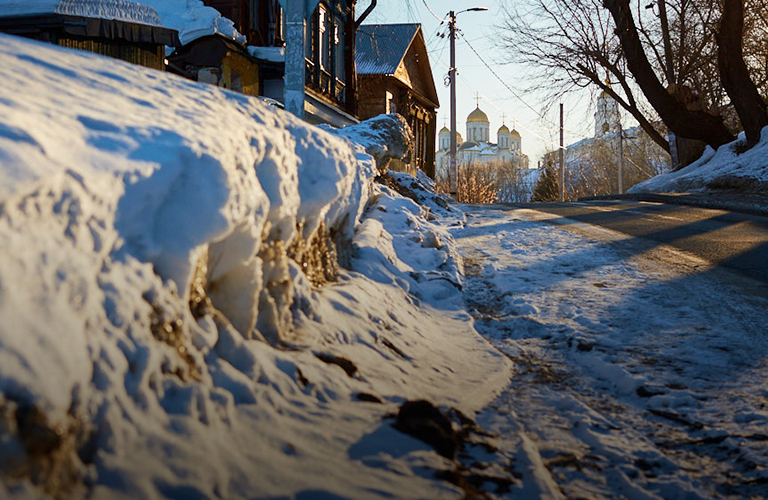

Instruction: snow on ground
[630,128,768,194]
[453,205,768,499]
[0,34,510,499]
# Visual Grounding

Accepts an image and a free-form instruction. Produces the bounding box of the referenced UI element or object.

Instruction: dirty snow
[0,34,509,500]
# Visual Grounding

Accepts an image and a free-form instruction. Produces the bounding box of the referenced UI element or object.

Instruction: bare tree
[435,164,499,204]
[501,0,768,165]
[499,0,671,152]
[604,0,736,148]
[570,131,670,197]
[718,0,768,146]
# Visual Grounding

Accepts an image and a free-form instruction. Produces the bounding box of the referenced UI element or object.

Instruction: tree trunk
[718,0,768,146]
[603,0,734,151]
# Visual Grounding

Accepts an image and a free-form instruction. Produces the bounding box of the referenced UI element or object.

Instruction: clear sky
[358,0,599,165]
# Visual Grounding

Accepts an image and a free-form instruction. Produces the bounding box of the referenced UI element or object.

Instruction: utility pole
[559,103,565,202]
[618,121,624,194]
[447,7,487,201]
[449,10,457,199]
[279,0,321,119]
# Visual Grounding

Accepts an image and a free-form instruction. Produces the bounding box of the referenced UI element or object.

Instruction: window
[305,0,349,103]
[334,17,345,82]
[319,6,330,70]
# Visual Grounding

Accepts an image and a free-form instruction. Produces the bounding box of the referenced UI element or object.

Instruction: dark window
[305,0,348,103]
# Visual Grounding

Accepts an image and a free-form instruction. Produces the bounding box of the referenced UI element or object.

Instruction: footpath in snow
[452,205,768,499]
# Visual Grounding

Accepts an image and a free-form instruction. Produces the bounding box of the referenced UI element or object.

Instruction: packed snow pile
[0,0,163,26]
[630,129,768,194]
[0,34,510,499]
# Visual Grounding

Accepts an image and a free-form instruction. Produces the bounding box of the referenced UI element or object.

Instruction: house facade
[166,35,262,97]
[0,2,179,70]
[355,23,439,178]
[202,0,359,126]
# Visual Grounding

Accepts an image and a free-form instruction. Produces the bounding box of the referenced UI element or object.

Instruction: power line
[426,33,560,152]
[421,0,448,23]
[458,30,554,129]
[458,31,598,150]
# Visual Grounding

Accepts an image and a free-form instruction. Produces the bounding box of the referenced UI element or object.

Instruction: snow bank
[0,0,163,26]
[0,34,509,499]
[630,128,768,194]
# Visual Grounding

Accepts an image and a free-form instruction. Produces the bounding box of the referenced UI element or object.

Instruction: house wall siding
[358,75,437,178]
[57,36,165,70]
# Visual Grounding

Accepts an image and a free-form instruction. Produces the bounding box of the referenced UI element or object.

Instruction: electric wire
[457,30,597,151]
[426,30,560,152]
[458,30,556,129]
[420,0,448,23]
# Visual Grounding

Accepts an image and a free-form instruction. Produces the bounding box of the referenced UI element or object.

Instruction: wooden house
[355,23,439,177]
[0,3,179,71]
[201,0,361,127]
[166,34,262,96]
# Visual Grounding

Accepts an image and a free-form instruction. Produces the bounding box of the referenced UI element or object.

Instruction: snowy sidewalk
[452,206,768,499]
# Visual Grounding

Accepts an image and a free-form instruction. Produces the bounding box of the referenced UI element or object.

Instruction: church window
[602,122,609,134]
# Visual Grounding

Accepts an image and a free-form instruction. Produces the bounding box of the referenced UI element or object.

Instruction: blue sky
[359,0,600,163]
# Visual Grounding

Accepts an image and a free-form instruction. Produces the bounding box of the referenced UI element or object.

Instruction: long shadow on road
[453,204,768,499]
[494,201,768,286]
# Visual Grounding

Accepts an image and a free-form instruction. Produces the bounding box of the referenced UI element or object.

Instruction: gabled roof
[356,23,420,75]
[356,23,439,108]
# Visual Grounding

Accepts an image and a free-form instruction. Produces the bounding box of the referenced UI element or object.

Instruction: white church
[434,106,530,177]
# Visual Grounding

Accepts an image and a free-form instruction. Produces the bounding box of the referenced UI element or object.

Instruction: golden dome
[498,124,510,133]
[510,128,520,137]
[439,126,450,134]
[467,106,489,123]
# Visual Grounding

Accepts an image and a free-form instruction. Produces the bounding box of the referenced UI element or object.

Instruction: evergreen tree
[531,156,559,202]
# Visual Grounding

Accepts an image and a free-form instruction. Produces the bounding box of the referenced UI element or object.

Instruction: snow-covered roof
[0,0,162,26]
[131,0,245,46]
[356,23,420,76]
[249,46,285,63]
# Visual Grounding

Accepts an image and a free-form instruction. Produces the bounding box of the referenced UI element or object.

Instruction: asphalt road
[507,199,768,284]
